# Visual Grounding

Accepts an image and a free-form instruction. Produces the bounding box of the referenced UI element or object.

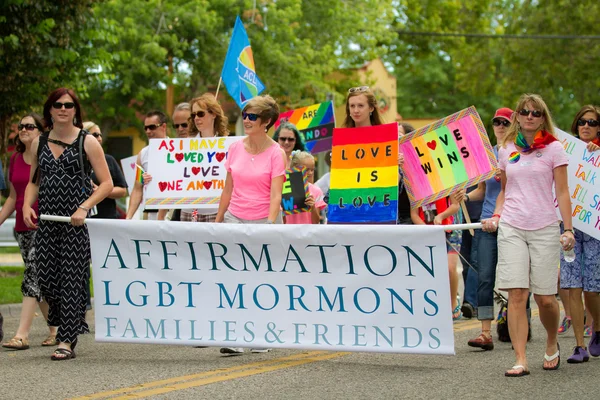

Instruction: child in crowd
[285,151,326,224]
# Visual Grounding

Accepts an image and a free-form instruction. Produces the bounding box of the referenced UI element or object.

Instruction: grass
[0,247,20,254]
[0,266,94,305]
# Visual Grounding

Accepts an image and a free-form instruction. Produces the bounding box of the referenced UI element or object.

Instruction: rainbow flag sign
[399,106,497,208]
[135,164,145,184]
[221,16,265,108]
[328,123,399,224]
[274,101,335,154]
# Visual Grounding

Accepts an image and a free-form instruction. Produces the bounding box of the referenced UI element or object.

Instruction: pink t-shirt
[9,152,38,232]
[225,140,286,220]
[498,140,568,230]
[285,183,327,224]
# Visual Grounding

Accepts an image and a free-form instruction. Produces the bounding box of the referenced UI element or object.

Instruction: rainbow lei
[514,130,557,153]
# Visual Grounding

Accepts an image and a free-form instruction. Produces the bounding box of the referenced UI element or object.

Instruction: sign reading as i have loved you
[398,107,497,208]
[145,137,242,209]
[328,123,399,224]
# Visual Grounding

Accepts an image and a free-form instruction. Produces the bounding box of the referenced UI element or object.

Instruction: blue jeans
[475,229,498,320]
[460,229,478,307]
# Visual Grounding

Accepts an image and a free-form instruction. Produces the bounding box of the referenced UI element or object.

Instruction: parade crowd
[0,86,599,378]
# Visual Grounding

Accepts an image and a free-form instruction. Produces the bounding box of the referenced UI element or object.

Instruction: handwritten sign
[328,123,398,224]
[120,155,138,196]
[145,137,242,209]
[281,167,310,215]
[399,107,497,208]
[274,101,335,154]
[555,128,600,240]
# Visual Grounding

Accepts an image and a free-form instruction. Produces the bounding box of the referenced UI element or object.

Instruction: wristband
[492,214,501,219]
[78,205,90,212]
[563,229,574,234]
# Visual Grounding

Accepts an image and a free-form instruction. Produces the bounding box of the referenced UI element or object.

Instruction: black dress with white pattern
[36,131,91,343]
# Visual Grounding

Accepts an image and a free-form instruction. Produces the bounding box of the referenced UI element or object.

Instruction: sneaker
[558,316,572,335]
[220,347,244,356]
[583,325,592,337]
[461,302,475,319]
[250,348,272,353]
[589,331,600,357]
[467,333,494,351]
[567,346,589,363]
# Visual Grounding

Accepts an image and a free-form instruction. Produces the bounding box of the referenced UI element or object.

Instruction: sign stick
[460,201,475,236]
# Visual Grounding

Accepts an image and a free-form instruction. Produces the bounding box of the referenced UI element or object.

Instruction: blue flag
[221,16,265,109]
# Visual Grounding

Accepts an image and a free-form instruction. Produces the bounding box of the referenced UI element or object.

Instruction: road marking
[70,351,345,400]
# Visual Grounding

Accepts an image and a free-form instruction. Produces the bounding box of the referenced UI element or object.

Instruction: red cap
[493,107,514,121]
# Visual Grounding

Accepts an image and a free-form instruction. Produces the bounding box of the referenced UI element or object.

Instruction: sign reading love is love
[274,101,336,154]
[399,107,497,208]
[145,137,242,209]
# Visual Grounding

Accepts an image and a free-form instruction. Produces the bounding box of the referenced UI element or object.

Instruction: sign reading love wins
[145,137,242,209]
[399,107,497,208]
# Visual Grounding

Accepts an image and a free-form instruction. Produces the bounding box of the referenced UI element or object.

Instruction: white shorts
[496,221,560,295]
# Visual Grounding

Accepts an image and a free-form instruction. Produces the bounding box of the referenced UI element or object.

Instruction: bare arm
[466,181,486,202]
[108,186,127,199]
[269,175,285,223]
[126,152,144,219]
[554,165,573,230]
[482,170,506,232]
[410,207,425,225]
[215,172,233,222]
[0,182,17,225]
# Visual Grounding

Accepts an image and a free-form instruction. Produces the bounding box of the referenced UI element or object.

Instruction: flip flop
[505,365,530,377]
[543,342,560,370]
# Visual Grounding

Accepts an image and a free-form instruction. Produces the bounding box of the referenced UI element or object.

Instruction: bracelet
[563,229,574,234]
[78,205,90,211]
[492,213,501,219]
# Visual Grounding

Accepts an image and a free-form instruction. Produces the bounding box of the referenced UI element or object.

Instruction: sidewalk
[0,252,24,267]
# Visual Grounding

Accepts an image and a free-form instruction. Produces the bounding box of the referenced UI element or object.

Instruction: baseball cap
[493,107,514,121]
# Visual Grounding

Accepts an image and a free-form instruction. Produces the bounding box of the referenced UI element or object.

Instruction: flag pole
[215,77,222,98]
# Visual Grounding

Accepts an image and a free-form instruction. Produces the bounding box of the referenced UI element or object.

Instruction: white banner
[88,220,454,354]
[145,137,242,209]
[120,155,138,196]
[555,129,600,240]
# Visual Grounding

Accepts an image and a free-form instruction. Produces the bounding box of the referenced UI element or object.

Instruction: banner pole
[215,77,222,98]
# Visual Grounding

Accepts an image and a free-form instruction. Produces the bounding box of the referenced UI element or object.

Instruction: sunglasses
[91,132,102,138]
[144,124,162,131]
[518,109,543,118]
[348,86,370,94]
[191,111,207,119]
[577,119,599,128]
[173,123,188,129]
[278,137,295,143]
[492,119,510,127]
[242,112,259,121]
[18,123,38,131]
[52,101,76,109]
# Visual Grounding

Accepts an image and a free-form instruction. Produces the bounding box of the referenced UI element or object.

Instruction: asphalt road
[1,303,598,400]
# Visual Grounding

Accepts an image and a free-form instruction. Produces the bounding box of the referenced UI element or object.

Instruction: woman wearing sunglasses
[481,94,574,377]
[216,95,286,356]
[558,105,600,363]
[22,88,113,360]
[1,113,58,351]
[273,122,305,168]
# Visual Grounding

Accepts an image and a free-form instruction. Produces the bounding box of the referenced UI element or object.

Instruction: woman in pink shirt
[482,94,574,377]
[0,113,58,351]
[216,95,286,356]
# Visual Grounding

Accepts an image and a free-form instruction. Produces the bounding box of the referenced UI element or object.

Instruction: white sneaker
[250,348,271,353]
[220,347,244,355]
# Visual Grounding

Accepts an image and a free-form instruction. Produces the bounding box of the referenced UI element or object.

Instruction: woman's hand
[215,214,224,223]
[23,206,38,229]
[481,216,499,232]
[305,193,315,208]
[586,141,600,152]
[70,207,88,227]
[397,152,405,168]
[560,230,575,251]
[452,188,467,204]
[143,172,153,185]
[433,215,443,225]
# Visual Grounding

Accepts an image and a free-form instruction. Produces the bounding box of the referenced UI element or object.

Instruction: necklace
[247,137,271,161]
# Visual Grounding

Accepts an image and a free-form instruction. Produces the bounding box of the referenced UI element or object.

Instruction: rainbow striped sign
[274,101,335,154]
[328,123,398,224]
[399,106,497,208]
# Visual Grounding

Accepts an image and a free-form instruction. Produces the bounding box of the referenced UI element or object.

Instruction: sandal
[2,337,30,350]
[505,365,530,377]
[452,303,462,321]
[41,335,58,347]
[51,348,76,361]
[543,342,560,370]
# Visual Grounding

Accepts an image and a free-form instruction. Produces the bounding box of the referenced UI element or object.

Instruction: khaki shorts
[224,210,283,224]
[496,221,560,295]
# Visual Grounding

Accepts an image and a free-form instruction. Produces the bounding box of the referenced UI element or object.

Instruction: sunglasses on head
[577,118,599,128]
[242,112,259,121]
[348,86,370,94]
[91,132,102,138]
[173,123,188,129]
[144,123,162,131]
[18,123,38,131]
[191,111,207,119]
[492,119,510,127]
[278,137,295,143]
[518,109,543,118]
[52,101,76,109]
